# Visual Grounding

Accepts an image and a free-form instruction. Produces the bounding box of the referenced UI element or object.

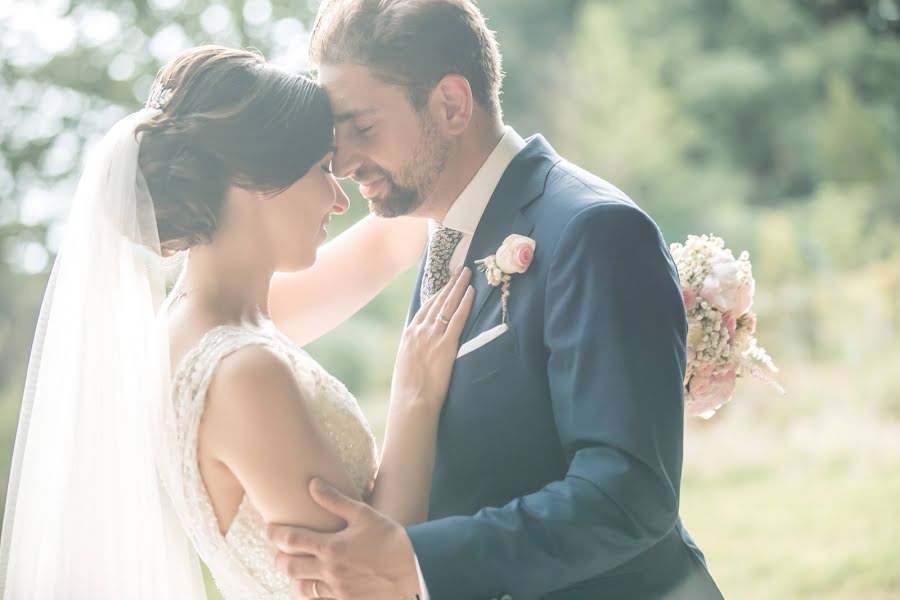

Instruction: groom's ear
[431,74,473,136]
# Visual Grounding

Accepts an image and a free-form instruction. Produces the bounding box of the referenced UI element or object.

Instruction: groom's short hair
[310,0,503,117]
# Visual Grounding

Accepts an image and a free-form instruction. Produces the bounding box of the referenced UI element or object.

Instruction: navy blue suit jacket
[405,136,723,600]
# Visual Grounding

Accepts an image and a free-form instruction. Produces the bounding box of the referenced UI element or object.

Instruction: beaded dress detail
[163,319,378,599]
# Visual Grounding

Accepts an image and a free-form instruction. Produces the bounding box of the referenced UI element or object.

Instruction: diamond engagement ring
[436,313,450,325]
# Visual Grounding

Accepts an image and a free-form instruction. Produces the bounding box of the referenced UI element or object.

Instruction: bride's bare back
[166,303,248,535]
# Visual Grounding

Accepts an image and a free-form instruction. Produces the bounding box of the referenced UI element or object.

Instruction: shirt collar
[431,126,526,236]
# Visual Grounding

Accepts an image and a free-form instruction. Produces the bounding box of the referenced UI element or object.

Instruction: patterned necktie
[420,226,464,306]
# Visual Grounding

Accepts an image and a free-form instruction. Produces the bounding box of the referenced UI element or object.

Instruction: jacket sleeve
[406,202,689,599]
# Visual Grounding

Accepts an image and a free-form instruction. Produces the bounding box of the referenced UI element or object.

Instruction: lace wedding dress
[162,317,378,600]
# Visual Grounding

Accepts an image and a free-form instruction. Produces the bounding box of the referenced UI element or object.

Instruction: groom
[269,1,723,598]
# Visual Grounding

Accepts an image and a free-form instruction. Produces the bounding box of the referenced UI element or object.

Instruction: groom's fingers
[309,477,367,523]
[296,578,336,599]
[266,523,329,555]
[274,552,321,579]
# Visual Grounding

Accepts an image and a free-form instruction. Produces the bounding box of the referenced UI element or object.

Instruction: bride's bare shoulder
[202,338,306,434]
[210,343,294,394]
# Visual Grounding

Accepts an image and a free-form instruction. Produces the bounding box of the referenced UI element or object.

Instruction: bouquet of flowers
[670,234,783,418]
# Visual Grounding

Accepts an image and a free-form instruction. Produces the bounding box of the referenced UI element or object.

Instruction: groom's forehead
[319,63,374,100]
[318,62,406,116]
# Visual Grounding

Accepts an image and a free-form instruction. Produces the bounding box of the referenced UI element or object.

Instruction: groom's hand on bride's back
[267,478,421,600]
[392,267,474,411]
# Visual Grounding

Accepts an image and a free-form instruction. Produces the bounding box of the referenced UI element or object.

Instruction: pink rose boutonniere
[474,234,536,325]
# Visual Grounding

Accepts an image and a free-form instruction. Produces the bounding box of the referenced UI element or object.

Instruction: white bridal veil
[0,109,206,598]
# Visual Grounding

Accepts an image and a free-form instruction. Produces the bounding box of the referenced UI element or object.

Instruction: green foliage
[1,1,899,597]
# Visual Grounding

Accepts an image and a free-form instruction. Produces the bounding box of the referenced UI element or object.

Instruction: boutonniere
[474,234,536,325]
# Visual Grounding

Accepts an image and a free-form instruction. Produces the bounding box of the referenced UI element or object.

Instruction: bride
[0,45,473,599]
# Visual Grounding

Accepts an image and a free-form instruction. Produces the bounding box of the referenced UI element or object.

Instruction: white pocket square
[456,323,509,359]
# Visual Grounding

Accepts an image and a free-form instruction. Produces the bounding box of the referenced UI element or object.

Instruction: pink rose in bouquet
[722,313,737,338]
[670,234,782,419]
[687,368,737,418]
[681,287,696,312]
[699,251,755,317]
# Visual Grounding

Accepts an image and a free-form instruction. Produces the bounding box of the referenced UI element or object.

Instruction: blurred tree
[2,2,900,597]
[803,0,900,36]
[478,0,584,137]
[822,74,900,184]
[2,0,898,412]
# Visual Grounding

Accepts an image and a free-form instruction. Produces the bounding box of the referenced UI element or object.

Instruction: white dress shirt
[429,127,527,273]
[415,126,526,600]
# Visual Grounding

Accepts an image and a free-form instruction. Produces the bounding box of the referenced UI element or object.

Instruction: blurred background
[1,0,899,598]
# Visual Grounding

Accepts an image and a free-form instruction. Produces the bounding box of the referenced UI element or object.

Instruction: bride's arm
[201,272,471,534]
[269,214,428,347]
[367,269,474,526]
[202,345,363,532]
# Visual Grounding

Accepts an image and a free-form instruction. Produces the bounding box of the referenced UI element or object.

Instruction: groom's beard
[366,175,423,218]
[367,117,449,218]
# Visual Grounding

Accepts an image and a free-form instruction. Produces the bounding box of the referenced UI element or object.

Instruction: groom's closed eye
[334,109,377,138]
[354,124,374,137]
[334,108,376,123]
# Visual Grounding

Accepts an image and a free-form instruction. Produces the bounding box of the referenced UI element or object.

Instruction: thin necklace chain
[169,284,204,305]
[168,284,268,321]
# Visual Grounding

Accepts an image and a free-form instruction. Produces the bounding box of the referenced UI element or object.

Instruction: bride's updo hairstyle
[136,45,333,255]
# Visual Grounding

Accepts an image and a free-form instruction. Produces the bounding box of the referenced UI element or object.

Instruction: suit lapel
[459,136,559,341]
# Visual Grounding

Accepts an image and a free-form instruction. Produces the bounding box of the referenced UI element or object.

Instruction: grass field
[682,416,900,599]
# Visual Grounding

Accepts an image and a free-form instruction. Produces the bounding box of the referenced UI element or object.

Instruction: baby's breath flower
[670,234,783,418]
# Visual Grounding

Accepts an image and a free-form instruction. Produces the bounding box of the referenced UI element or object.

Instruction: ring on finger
[436,313,450,325]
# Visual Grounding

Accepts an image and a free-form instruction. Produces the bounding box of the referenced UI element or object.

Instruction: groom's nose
[331,136,363,180]
[332,151,361,181]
